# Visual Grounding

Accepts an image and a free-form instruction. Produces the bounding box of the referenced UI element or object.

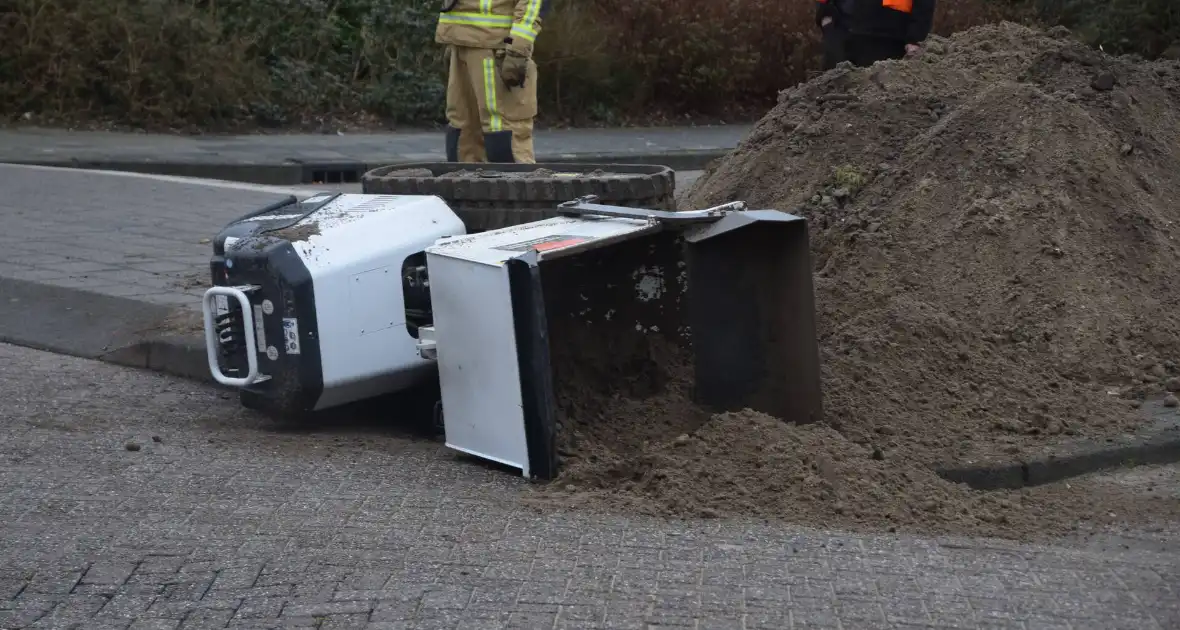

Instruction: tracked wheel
[361,162,676,231]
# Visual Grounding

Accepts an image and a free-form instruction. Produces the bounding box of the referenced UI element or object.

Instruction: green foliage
[0,0,265,126]
[832,165,868,194]
[1021,0,1179,58]
[0,0,447,129]
[196,0,447,124]
[585,0,818,112]
[0,0,1173,130]
[530,0,640,123]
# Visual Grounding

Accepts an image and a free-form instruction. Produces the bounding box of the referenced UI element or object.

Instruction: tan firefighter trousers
[446,45,538,163]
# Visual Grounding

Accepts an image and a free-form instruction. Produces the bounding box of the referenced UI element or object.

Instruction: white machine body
[203,193,465,413]
[284,194,464,409]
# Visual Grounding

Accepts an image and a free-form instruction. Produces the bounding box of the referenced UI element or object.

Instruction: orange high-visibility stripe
[819,0,914,12]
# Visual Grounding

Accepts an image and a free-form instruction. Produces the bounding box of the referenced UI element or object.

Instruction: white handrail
[202,286,262,387]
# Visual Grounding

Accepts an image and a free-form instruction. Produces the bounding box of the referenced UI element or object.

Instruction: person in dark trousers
[816,0,936,70]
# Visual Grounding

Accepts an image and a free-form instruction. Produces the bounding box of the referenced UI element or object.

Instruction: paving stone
[129,621,182,630]
[98,593,158,618]
[135,558,188,576]
[28,621,132,630]
[281,600,374,617]
[179,608,236,629]
[158,578,214,603]
[81,563,138,586]
[24,570,84,595]
[506,611,558,629]
[0,343,1177,630]
[318,612,370,629]
[369,600,419,623]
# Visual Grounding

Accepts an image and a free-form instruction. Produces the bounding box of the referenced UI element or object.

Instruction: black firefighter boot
[484,130,516,163]
[444,125,461,162]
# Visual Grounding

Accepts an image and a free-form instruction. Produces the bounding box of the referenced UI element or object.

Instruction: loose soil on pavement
[527,23,1180,541]
[380,167,630,179]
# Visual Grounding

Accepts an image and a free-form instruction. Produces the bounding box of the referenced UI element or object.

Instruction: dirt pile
[683,21,1180,463]
[530,22,1180,539]
[550,336,708,460]
[543,407,1179,539]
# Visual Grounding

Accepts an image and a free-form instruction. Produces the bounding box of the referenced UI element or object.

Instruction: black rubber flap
[685,212,824,424]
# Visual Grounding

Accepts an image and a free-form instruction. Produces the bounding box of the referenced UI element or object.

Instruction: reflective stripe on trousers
[481,57,503,132]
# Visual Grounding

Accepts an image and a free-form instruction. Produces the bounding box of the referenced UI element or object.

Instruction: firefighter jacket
[437,0,551,57]
[815,0,936,45]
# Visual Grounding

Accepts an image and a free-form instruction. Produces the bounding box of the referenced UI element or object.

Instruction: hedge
[0,0,1173,130]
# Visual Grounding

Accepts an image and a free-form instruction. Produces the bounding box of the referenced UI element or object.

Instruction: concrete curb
[1,162,316,197]
[102,334,217,385]
[936,403,1180,490]
[3,149,729,187]
[0,277,217,386]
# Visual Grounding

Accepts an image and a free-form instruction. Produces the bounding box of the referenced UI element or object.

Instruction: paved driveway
[0,343,1176,630]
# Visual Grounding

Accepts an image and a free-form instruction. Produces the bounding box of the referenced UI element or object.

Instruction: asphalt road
[0,342,1177,629]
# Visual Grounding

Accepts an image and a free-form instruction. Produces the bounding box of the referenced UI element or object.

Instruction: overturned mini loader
[202,183,822,480]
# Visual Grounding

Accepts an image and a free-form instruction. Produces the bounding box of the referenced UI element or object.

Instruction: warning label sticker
[496,235,589,253]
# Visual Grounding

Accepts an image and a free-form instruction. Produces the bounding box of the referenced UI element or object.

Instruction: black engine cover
[209,195,328,417]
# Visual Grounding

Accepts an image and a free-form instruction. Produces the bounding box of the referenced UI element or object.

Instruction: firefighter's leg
[467,48,537,164]
[499,58,538,164]
[445,46,486,162]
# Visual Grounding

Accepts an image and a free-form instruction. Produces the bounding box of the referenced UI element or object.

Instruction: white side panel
[426,253,530,477]
[350,266,402,336]
[265,194,466,410]
[420,215,658,476]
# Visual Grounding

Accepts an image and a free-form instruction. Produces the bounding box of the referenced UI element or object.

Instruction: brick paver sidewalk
[0,165,300,308]
[0,343,1176,630]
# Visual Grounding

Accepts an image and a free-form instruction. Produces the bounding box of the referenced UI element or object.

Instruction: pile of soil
[543,407,1180,540]
[528,22,1180,540]
[685,21,1180,461]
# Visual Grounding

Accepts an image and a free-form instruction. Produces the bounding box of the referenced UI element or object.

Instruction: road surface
[0,343,1176,629]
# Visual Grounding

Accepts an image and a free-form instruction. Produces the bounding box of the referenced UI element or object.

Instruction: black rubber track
[361,162,676,231]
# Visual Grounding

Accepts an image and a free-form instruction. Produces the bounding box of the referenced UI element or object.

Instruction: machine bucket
[425,209,822,481]
[682,210,824,424]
